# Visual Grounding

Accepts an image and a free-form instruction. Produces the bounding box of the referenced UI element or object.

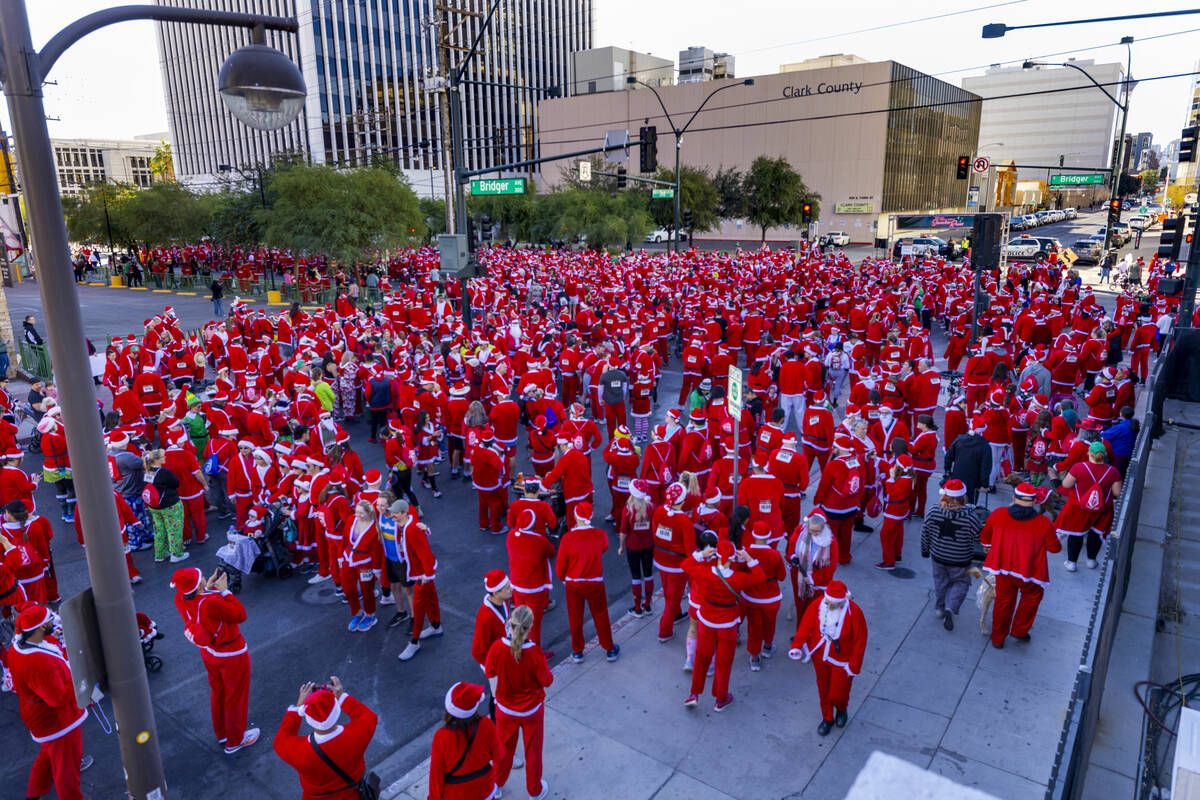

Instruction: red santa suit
[542,441,592,521]
[742,534,787,658]
[683,545,765,704]
[485,635,553,799]
[789,582,868,724]
[555,510,616,656]
[399,515,441,643]
[737,463,785,545]
[506,514,556,647]
[801,402,836,470]
[651,491,694,641]
[786,514,839,622]
[982,497,1062,647]
[470,442,508,534]
[8,616,88,800]
[813,446,865,565]
[272,691,379,800]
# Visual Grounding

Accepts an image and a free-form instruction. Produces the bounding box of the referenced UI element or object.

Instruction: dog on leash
[967,567,996,634]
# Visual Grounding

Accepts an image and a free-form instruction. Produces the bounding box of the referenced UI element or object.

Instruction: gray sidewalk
[383,516,1102,800]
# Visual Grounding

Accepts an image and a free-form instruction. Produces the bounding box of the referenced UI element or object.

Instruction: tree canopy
[742,155,820,242]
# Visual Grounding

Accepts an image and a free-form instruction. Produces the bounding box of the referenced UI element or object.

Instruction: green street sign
[1138,206,1149,214]
[652,188,675,198]
[470,178,526,196]
[1048,173,1104,186]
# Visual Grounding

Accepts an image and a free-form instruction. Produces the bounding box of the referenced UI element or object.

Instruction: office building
[962,59,1122,201]
[678,46,735,84]
[50,134,170,196]
[1130,132,1153,171]
[572,46,672,94]
[539,60,980,244]
[155,0,592,186]
[781,54,869,73]
[1165,138,1182,181]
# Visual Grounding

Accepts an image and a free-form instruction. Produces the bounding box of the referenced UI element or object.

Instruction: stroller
[214,502,295,593]
[137,612,165,673]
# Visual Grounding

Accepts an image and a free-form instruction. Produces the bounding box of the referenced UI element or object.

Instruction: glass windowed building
[155,0,592,189]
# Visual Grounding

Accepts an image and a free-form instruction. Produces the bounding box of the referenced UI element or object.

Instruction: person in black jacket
[920,479,983,631]
[943,423,992,505]
[143,449,188,563]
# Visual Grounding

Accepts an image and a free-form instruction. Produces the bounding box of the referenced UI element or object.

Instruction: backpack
[203,453,220,477]
[142,473,163,509]
[108,455,122,482]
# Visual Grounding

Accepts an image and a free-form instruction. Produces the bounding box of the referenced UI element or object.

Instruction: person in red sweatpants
[555,502,619,660]
[789,580,868,735]
[486,605,554,799]
[682,541,764,710]
[172,567,260,753]
[878,458,913,569]
[396,502,443,661]
[652,483,693,642]
[742,522,786,668]
[813,436,865,565]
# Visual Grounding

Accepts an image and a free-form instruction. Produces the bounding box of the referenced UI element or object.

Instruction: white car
[645,228,687,243]
[1127,216,1149,230]
[1004,237,1048,261]
[826,231,851,246]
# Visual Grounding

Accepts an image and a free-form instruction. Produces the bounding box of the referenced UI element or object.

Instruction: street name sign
[1048,173,1104,186]
[470,178,526,196]
[652,188,674,198]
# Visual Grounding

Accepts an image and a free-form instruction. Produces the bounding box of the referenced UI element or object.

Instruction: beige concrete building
[537,59,981,244]
[50,133,169,196]
[572,46,673,95]
[781,53,869,73]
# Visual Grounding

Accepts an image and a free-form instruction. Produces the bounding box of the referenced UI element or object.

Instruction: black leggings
[368,408,388,439]
[390,468,420,508]
[1066,532,1103,562]
[625,548,654,581]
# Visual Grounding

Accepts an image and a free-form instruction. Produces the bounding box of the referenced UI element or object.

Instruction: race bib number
[655,525,674,541]
[808,416,819,427]
[758,500,772,514]
[634,521,650,532]
[616,476,631,490]
[777,450,792,463]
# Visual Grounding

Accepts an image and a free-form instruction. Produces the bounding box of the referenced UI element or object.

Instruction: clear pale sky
[3,0,1199,148]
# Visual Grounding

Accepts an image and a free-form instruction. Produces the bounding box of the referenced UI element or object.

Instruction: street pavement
[0,228,1141,799]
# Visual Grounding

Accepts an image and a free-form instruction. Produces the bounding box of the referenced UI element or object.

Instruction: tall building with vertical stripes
[155,0,592,191]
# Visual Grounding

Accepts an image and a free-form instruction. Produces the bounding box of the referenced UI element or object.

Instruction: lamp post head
[981,23,1008,38]
[219,44,307,131]
[1022,61,1038,69]
[1120,36,1134,45]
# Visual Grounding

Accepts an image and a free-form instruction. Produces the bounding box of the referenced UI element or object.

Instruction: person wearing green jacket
[686,378,712,418]
[310,368,336,412]
[183,393,209,453]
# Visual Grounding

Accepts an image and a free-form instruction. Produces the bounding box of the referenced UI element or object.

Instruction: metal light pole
[628,76,755,252]
[0,4,301,797]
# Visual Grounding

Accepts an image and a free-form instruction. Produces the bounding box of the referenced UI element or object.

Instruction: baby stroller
[137,612,164,673]
[214,503,295,593]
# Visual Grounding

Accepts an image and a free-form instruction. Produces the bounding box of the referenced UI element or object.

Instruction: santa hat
[444,682,485,720]
[896,454,914,469]
[652,424,667,440]
[630,479,650,501]
[824,580,849,601]
[688,410,706,428]
[781,432,799,449]
[16,604,52,634]
[716,540,736,560]
[614,437,633,453]
[364,469,382,485]
[833,434,854,451]
[484,569,509,593]
[615,424,631,439]
[480,426,495,442]
[807,509,828,524]
[573,502,593,524]
[107,432,130,450]
[238,439,255,449]
[703,486,721,507]
[302,689,344,730]
[665,408,681,422]
[751,520,770,540]
[517,508,537,531]
[36,417,57,434]
[169,567,203,595]
[1014,482,1039,500]
[752,450,769,468]
[665,482,686,506]
[970,415,986,433]
[811,390,827,405]
[940,478,967,498]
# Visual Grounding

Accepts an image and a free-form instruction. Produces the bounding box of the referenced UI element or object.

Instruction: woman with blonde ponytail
[484,604,553,799]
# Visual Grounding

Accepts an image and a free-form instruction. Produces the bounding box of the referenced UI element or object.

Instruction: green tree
[418,198,446,238]
[712,166,745,219]
[150,141,175,182]
[122,181,211,247]
[742,156,819,242]
[1140,169,1159,193]
[541,187,653,250]
[648,165,719,233]
[467,179,538,242]
[62,181,138,250]
[208,189,265,247]
[261,164,425,266]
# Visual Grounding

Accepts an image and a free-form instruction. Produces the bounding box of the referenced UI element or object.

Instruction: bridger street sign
[470,178,526,195]
[1048,173,1104,186]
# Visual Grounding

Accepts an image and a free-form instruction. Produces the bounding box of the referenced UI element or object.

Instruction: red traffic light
[957,156,968,167]
[802,203,812,213]
[1109,199,1120,211]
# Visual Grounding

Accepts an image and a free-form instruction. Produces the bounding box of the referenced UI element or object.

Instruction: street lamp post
[0,4,303,798]
[1022,39,1134,252]
[627,76,755,252]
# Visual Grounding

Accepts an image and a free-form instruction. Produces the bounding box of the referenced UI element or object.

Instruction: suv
[645,228,687,243]
[892,236,958,259]
[1071,239,1102,264]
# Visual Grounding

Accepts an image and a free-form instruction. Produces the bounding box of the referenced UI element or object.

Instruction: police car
[1004,235,1049,261]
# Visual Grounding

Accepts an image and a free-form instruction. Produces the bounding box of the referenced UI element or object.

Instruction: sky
[3,0,1200,150]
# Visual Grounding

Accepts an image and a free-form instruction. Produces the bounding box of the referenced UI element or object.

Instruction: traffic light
[1158,216,1184,261]
[1180,125,1199,163]
[639,126,658,173]
[682,209,693,229]
[617,166,627,189]
[1108,198,1121,225]
[801,202,812,223]
[956,155,969,180]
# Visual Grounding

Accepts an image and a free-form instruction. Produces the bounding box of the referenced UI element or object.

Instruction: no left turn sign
[973,156,990,173]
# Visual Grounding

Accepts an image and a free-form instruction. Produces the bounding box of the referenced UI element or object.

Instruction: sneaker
[387,610,410,628]
[1086,559,1098,569]
[169,552,190,563]
[347,614,363,632]
[336,591,348,604]
[399,641,421,661]
[531,779,549,800]
[683,693,699,709]
[683,655,693,672]
[853,521,874,533]
[762,643,775,659]
[307,573,332,585]
[658,632,675,644]
[380,590,394,605]
[432,490,443,499]
[357,614,377,632]
[1064,560,1078,572]
[942,610,954,631]
[750,655,762,672]
[130,575,143,585]
[674,612,689,625]
[570,652,584,664]
[714,693,734,712]
[223,728,261,754]
[419,624,444,640]
[628,606,644,618]
[874,562,894,571]
[606,645,620,662]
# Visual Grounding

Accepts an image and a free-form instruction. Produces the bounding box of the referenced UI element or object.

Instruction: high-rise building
[155,0,592,188]
[962,59,1123,203]
[1129,132,1153,171]
[678,46,734,84]
[571,46,672,94]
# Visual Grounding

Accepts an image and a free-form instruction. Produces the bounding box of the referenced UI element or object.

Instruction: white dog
[967,567,996,634]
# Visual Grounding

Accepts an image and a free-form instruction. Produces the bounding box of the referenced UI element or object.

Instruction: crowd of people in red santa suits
[1,237,1172,798]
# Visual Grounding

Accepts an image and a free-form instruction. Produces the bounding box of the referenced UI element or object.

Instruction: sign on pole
[1048,173,1105,186]
[651,188,674,198]
[579,161,591,182]
[727,365,744,419]
[470,178,526,196]
[603,129,630,163]
[972,156,990,173]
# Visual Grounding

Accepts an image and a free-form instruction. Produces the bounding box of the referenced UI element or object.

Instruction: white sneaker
[399,641,421,661]
[683,656,694,672]
[223,727,260,754]
[169,552,190,563]
[380,591,394,605]
[1086,559,1098,569]
[531,780,549,800]
[307,573,332,585]
[512,748,525,768]
[419,624,444,640]
[1064,560,1077,572]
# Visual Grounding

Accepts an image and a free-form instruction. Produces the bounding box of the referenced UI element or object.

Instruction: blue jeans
[0,353,9,378]
[212,298,224,316]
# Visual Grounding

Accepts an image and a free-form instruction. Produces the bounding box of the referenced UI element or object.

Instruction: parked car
[645,228,687,243]
[1127,215,1149,230]
[892,235,958,259]
[1004,237,1046,261]
[1021,214,1040,228]
[826,231,851,246]
[1071,239,1103,264]
[1064,208,1078,219]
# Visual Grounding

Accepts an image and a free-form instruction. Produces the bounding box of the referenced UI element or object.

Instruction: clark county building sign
[782,81,864,98]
